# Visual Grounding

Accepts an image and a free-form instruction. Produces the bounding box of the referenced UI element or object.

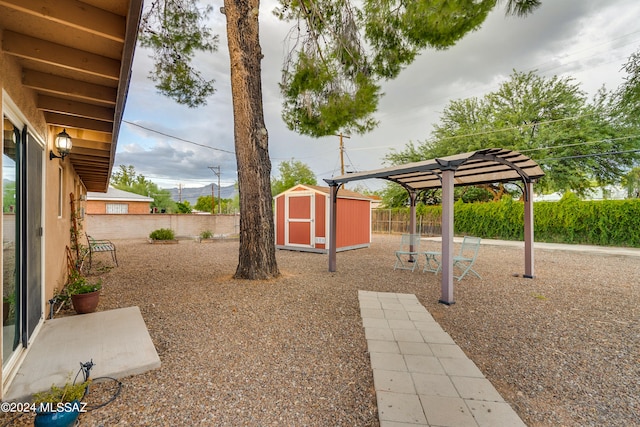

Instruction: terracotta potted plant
[65,271,102,314]
[32,378,90,427]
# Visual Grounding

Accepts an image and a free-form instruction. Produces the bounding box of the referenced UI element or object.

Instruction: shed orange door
[287,194,313,247]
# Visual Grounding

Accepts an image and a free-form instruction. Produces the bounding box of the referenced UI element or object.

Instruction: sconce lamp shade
[56,129,72,154]
[50,129,72,160]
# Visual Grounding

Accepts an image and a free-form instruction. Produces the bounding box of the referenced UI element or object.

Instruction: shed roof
[324,148,544,190]
[276,184,374,201]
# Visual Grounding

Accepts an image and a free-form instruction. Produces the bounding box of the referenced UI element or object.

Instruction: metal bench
[87,235,118,270]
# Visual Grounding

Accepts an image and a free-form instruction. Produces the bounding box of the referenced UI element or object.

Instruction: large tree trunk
[224,0,279,279]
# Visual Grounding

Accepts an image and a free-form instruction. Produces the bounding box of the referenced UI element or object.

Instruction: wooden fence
[371,209,442,236]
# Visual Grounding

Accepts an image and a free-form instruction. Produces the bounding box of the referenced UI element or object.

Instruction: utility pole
[336,133,350,175]
[178,183,182,202]
[208,166,221,214]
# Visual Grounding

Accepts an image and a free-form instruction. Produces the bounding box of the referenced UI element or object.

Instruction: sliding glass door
[2,115,20,368]
[2,113,43,369]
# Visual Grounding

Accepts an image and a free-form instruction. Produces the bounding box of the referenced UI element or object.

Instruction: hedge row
[417,194,640,247]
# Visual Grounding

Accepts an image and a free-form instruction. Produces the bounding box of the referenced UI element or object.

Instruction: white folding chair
[394,234,422,272]
[453,236,482,281]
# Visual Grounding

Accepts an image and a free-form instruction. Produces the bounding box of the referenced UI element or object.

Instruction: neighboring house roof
[275,184,374,201]
[87,187,153,203]
[0,1,143,192]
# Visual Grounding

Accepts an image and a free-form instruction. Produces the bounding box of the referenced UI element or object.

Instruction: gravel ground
[3,234,638,426]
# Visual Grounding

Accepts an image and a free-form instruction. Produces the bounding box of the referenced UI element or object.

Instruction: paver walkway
[359,290,525,427]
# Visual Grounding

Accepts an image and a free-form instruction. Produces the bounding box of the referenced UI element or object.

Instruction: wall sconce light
[50,129,72,161]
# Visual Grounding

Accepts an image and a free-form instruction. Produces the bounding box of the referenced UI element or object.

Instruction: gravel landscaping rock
[2,234,638,426]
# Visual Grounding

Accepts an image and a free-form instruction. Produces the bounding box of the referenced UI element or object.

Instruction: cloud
[118,0,640,191]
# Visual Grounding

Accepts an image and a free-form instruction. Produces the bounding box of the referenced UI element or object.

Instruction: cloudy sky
[117,0,640,191]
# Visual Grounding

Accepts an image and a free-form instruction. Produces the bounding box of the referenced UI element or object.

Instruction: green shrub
[200,230,213,239]
[408,196,640,247]
[149,228,175,240]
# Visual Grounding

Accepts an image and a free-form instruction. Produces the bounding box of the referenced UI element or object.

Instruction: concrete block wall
[85,214,239,240]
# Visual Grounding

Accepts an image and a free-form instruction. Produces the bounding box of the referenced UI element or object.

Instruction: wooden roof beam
[38,95,115,122]
[24,70,117,104]
[2,31,121,80]
[44,112,113,133]
[0,0,126,42]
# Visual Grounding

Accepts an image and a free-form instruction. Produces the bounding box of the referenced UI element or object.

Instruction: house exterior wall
[86,200,150,214]
[2,48,76,396]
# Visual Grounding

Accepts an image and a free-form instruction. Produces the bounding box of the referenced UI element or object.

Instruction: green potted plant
[65,271,102,314]
[33,377,90,427]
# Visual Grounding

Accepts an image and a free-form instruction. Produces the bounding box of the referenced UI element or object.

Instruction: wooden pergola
[324,148,545,304]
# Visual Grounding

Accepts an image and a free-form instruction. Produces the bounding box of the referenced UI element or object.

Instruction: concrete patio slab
[4,306,160,402]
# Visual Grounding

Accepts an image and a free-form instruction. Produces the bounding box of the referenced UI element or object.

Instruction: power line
[519,134,640,154]
[122,120,235,155]
[537,148,640,163]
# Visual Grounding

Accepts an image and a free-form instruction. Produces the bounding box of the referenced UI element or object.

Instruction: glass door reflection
[3,116,19,368]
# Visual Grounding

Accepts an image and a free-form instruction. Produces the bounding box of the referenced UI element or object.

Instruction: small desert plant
[33,377,90,405]
[149,228,175,240]
[200,230,213,239]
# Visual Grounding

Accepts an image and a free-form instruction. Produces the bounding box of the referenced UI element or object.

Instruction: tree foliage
[194,195,213,213]
[271,160,317,195]
[176,201,192,213]
[194,195,237,214]
[616,49,640,126]
[139,0,218,107]
[3,181,15,213]
[622,167,640,198]
[110,165,177,213]
[385,70,640,197]
[277,0,541,137]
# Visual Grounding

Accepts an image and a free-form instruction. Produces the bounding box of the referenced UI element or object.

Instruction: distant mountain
[165,184,237,205]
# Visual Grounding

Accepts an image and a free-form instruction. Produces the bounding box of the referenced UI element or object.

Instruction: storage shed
[274,184,372,253]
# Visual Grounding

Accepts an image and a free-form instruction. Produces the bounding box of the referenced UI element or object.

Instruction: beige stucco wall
[2,42,81,394]
[85,214,239,240]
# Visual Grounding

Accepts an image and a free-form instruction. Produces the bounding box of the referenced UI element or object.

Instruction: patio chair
[453,236,482,281]
[394,233,422,272]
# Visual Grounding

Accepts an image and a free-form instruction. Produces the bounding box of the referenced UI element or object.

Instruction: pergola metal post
[328,184,338,272]
[523,181,535,278]
[440,169,455,305]
[409,190,417,260]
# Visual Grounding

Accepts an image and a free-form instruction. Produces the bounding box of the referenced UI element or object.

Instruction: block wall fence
[85,214,239,240]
